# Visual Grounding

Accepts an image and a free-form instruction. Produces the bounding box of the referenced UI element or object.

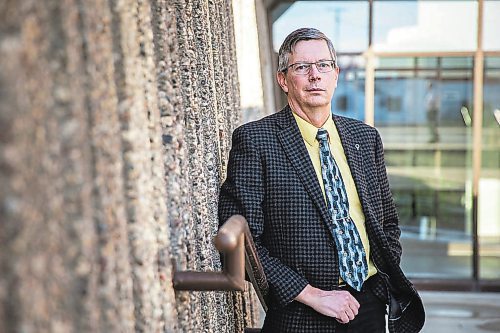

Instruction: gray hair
[277,28,337,73]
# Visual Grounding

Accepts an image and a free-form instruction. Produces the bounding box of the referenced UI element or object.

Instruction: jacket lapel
[332,115,373,217]
[276,107,331,225]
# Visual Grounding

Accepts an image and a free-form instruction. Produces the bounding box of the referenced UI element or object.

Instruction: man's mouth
[306,88,325,92]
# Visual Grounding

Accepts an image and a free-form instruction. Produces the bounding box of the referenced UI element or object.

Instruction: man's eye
[318,62,331,69]
[295,64,309,71]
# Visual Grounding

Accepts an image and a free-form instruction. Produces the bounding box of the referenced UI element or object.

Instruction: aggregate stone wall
[0,0,260,332]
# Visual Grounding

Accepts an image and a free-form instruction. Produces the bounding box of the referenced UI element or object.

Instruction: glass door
[480,56,500,280]
[374,56,474,279]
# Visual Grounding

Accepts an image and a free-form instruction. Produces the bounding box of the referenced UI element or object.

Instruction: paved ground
[420,291,500,333]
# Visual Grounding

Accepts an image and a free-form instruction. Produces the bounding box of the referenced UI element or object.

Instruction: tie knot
[316,128,329,143]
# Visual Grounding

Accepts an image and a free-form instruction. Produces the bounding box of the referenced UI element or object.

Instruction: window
[373,1,477,52]
[272,1,369,53]
[483,0,500,51]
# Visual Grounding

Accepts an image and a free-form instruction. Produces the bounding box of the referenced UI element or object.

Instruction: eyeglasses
[285,60,336,75]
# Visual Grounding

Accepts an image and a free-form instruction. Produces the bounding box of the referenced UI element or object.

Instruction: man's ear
[334,66,340,88]
[276,71,289,93]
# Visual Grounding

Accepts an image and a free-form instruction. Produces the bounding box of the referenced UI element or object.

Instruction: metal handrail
[172,215,268,311]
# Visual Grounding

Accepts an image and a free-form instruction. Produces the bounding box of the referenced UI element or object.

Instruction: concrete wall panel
[0,0,261,332]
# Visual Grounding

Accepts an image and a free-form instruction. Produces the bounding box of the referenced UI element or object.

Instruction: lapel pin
[355,144,360,150]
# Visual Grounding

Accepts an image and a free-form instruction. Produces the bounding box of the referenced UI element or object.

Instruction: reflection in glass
[272,1,369,53]
[374,57,474,279]
[480,57,500,279]
[483,0,500,51]
[373,1,477,52]
[332,56,365,121]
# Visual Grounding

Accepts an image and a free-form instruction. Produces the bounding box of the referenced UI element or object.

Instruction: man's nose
[308,65,321,81]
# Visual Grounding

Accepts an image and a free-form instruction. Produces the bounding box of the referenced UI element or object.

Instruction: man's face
[277,39,339,112]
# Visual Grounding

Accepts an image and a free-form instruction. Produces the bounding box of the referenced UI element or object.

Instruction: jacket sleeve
[374,130,402,265]
[218,126,309,307]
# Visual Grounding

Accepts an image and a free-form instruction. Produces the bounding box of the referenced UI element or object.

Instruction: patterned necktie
[316,128,368,291]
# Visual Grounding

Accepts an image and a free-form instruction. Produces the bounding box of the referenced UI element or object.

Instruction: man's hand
[295,284,360,324]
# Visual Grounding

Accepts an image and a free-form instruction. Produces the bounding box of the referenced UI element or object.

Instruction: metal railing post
[172,215,268,311]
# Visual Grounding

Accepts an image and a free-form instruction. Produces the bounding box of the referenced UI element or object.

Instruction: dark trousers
[335,276,387,333]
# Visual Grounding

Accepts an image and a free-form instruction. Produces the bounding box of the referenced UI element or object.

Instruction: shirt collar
[292,111,336,146]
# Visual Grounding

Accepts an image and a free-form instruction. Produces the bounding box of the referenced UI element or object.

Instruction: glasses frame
[284,60,337,75]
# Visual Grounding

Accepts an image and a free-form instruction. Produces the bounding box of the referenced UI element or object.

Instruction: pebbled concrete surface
[420,291,500,333]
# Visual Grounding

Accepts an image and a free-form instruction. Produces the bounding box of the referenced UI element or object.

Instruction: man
[218,28,425,332]
[425,82,440,143]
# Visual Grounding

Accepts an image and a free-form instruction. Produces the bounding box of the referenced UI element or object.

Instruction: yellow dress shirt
[292,112,377,281]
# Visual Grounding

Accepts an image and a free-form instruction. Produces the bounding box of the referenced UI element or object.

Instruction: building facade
[268,0,500,290]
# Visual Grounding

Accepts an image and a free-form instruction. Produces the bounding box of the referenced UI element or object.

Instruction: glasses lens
[317,61,334,73]
[293,63,311,75]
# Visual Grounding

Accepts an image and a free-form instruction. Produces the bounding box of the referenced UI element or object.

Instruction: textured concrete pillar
[106,0,178,331]
[0,0,261,332]
[0,1,99,331]
[75,0,135,331]
[170,0,237,330]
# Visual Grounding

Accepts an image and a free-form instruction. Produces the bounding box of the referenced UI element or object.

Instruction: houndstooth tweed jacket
[218,105,425,332]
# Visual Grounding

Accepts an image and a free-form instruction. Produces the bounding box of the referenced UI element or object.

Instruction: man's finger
[348,298,360,315]
[345,308,356,321]
[352,296,361,309]
[338,290,360,308]
[350,303,359,316]
[337,312,350,324]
